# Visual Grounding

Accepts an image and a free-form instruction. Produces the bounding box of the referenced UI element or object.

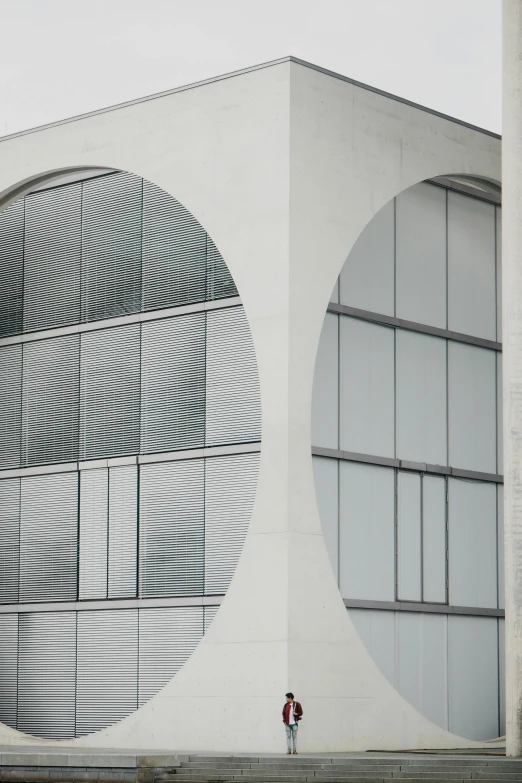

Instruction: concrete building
[0,56,503,753]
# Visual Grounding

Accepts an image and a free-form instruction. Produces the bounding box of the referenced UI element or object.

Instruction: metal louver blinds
[21,334,79,466]
[138,607,202,707]
[80,325,140,460]
[206,307,262,445]
[0,615,18,728]
[81,173,142,322]
[140,313,205,454]
[0,479,20,604]
[79,469,108,600]
[206,236,237,301]
[17,612,76,739]
[23,184,81,332]
[142,180,206,311]
[20,473,78,603]
[108,466,138,598]
[0,199,24,337]
[205,453,260,595]
[0,345,22,469]
[75,609,138,736]
[140,460,204,598]
[204,606,219,633]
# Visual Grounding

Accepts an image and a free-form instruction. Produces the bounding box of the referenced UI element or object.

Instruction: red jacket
[282,701,303,724]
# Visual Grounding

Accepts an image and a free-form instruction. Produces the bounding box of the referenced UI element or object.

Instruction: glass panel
[448,191,496,340]
[21,334,79,466]
[23,184,81,332]
[140,460,204,598]
[19,472,78,603]
[340,200,394,316]
[140,313,205,454]
[339,317,394,458]
[448,478,497,608]
[0,199,24,337]
[80,325,140,460]
[396,182,446,329]
[397,472,421,601]
[81,172,142,322]
[339,462,395,601]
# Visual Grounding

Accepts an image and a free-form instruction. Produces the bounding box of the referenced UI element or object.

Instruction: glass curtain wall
[0,172,261,739]
[313,181,503,741]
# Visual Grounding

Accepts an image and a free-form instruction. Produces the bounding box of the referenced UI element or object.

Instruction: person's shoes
[293,751,298,755]
[287,751,291,755]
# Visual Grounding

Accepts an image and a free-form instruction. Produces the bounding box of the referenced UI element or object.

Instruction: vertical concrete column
[503,0,522,758]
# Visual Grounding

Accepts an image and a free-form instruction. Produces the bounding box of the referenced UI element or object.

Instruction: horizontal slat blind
[75,609,138,736]
[142,181,206,311]
[140,313,205,454]
[0,614,18,729]
[81,173,142,322]
[79,469,108,600]
[140,460,204,598]
[0,345,22,469]
[23,183,82,332]
[205,306,262,445]
[17,612,76,739]
[108,466,138,598]
[80,325,140,460]
[21,334,79,466]
[206,236,237,301]
[0,199,24,337]
[138,606,202,707]
[20,473,78,603]
[204,605,219,633]
[0,478,20,604]
[205,453,260,595]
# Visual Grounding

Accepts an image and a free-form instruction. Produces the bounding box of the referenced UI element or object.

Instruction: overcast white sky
[0,0,502,137]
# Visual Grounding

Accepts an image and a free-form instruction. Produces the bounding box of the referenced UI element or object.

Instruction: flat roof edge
[0,55,500,144]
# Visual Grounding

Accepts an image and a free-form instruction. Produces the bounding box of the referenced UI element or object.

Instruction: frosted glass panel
[422,476,447,603]
[498,487,504,610]
[396,613,448,731]
[497,354,503,475]
[448,191,496,340]
[396,183,446,328]
[448,343,496,474]
[312,313,338,449]
[499,618,505,737]
[448,615,499,740]
[312,456,338,581]
[396,331,447,466]
[496,207,502,342]
[340,318,394,458]
[348,609,395,686]
[397,472,421,601]
[448,478,497,608]
[340,200,394,316]
[339,462,395,600]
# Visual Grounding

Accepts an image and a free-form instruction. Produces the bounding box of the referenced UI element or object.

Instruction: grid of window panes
[312,181,504,741]
[0,172,261,740]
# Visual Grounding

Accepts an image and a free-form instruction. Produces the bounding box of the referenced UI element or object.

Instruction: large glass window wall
[0,171,261,739]
[313,180,504,740]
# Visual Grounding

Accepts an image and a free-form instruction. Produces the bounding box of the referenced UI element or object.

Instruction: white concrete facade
[0,58,501,751]
[503,0,522,758]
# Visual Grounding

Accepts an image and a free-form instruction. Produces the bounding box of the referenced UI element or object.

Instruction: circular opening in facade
[0,169,261,739]
[312,177,502,741]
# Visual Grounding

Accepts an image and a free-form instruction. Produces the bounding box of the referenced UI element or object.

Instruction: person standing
[282,692,303,754]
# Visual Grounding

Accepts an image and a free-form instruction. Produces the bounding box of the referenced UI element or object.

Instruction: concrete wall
[0,58,501,751]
